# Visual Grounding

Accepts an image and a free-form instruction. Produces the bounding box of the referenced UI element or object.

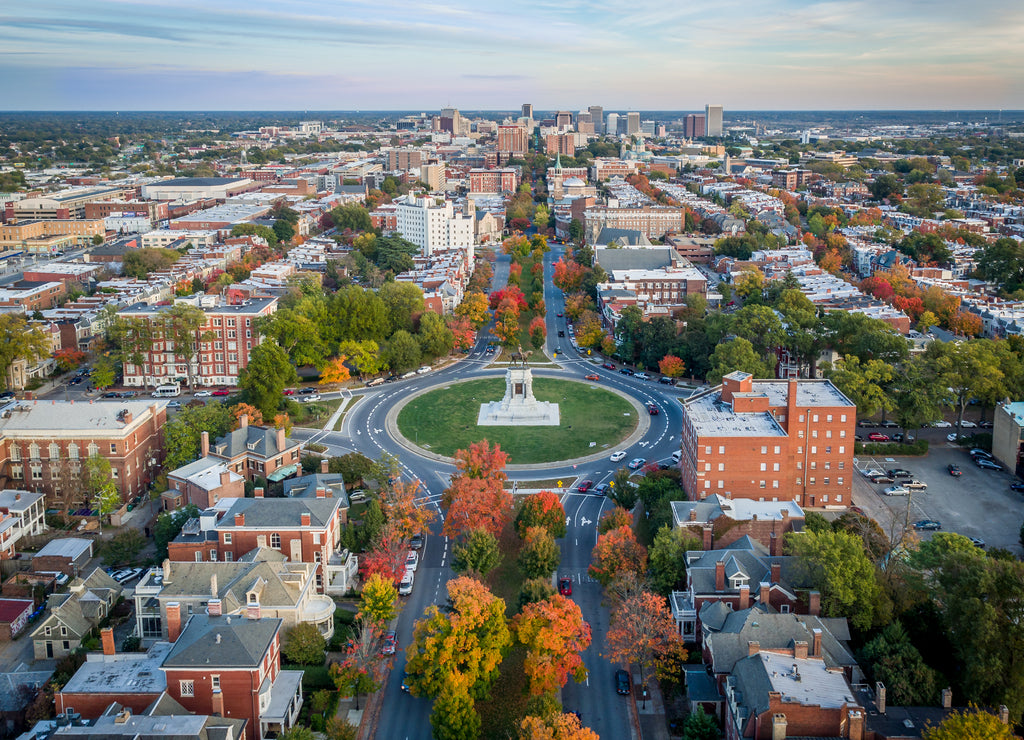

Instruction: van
[671,451,682,464]
[152,384,181,398]
[399,570,414,596]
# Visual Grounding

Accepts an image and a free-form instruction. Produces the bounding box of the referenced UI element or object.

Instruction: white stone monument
[478,353,560,426]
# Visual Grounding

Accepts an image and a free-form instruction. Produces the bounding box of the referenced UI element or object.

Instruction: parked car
[960,420,977,428]
[576,480,594,493]
[585,374,600,381]
[212,389,230,396]
[282,388,296,395]
[0,391,15,400]
[861,468,884,478]
[884,485,910,496]
[101,392,119,398]
[167,400,181,408]
[886,469,912,478]
[880,420,899,428]
[870,474,895,484]
[298,387,316,395]
[905,480,928,490]
[301,393,322,403]
[602,363,616,370]
[1011,483,1024,493]
[381,630,398,655]
[558,576,572,597]
[868,433,890,442]
[416,366,431,375]
[646,404,659,415]
[634,372,650,380]
[405,551,419,572]
[399,571,414,596]
[947,433,969,443]
[610,451,627,462]
[976,458,1002,471]
[628,457,646,470]
[968,536,986,548]
[349,490,368,503]
[410,533,423,550]
[932,420,952,428]
[857,419,875,428]
[913,520,942,531]
[947,464,962,477]
[892,433,915,443]
[619,368,634,376]
[969,449,994,461]
[558,330,565,337]
[659,376,675,385]
[615,669,631,696]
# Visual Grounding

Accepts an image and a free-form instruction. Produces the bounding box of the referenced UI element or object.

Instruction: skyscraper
[589,106,604,134]
[522,103,533,120]
[684,114,706,139]
[606,113,619,136]
[626,112,641,136]
[555,111,573,130]
[705,104,724,137]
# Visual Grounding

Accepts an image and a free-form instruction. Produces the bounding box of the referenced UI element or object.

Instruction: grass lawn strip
[333,395,363,431]
[396,377,637,463]
[289,397,343,428]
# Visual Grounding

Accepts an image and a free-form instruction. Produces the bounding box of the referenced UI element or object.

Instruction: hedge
[855,439,929,457]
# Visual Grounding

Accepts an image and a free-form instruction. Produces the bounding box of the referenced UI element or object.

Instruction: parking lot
[852,442,1024,554]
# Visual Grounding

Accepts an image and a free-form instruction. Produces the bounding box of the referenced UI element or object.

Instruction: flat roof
[0,399,162,435]
[684,393,786,438]
[35,537,93,559]
[761,652,856,708]
[59,642,172,695]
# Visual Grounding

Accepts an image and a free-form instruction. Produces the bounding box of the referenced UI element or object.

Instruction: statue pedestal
[478,366,560,427]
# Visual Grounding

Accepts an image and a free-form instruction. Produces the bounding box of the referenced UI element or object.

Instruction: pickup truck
[905,480,928,490]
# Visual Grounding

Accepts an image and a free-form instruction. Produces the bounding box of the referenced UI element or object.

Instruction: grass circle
[396,377,638,464]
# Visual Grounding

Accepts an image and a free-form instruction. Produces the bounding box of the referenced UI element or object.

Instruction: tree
[452,527,502,578]
[707,337,773,384]
[442,442,513,539]
[589,526,647,587]
[380,477,435,542]
[331,203,372,232]
[430,678,481,740]
[0,314,51,383]
[418,311,454,358]
[649,525,702,596]
[99,529,146,565]
[230,402,264,429]
[870,173,902,201]
[682,707,720,740]
[82,455,119,526]
[358,573,397,629]
[733,267,766,301]
[455,292,491,329]
[324,717,358,740]
[405,577,511,700]
[519,577,557,610]
[336,339,384,377]
[515,491,567,539]
[383,329,421,373]
[153,504,200,560]
[161,303,212,390]
[860,621,938,706]
[529,315,547,350]
[513,595,592,695]
[606,589,688,688]
[598,506,632,534]
[318,356,351,388]
[492,307,522,348]
[122,247,180,279]
[921,708,1015,740]
[925,339,1004,436]
[380,281,425,334]
[519,526,561,580]
[277,728,316,740]
[281,622,327,665]
[161,403,233,470]
[785,529,880,630]
[238,342,298,418]
[658,354,685,379]
[826,355,896,418]
[91,355,116,390]
[256,308,327,368]
[520,713,598,740]
[607,470,639,510]
[977,237,1024,293]
[330,623,385,710]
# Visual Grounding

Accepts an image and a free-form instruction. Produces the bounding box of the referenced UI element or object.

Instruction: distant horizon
[5,2,1021,111]
[1,108,1022,117]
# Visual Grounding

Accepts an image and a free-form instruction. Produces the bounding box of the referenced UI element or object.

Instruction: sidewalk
[633,671,673,740]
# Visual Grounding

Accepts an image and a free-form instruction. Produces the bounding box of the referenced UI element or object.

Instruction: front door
[46,641,53,658]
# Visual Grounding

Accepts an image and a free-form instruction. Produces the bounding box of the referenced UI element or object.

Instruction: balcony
[260,669,303,738]
[300,594,336,640]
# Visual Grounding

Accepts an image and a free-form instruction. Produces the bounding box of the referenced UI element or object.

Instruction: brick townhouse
[0,400,166,505]
[119,295,278,389]
[679,372,856,509]
[202,418,303,483]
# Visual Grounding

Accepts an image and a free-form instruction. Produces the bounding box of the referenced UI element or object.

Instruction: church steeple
[553,152,562,172]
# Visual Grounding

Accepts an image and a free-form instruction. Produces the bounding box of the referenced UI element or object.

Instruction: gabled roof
[282,472,349,506]
[161,614,281,669]
[155,560,311,614]
[595,246,672,271]
[218,496,341,529]
[210,424,296,460]
[688,537,802,596]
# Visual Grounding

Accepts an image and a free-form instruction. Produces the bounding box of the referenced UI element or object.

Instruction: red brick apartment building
[497,124,529,157]
[468,168,520,194]
[679,372,856,509]
[118,295,278,388]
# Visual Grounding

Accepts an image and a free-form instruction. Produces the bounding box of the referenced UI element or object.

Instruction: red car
[283,388,295,396]
[558,576,572,597]
[212,389,230,397]
[867,432,889,442]
[576,480,593,493]
[647,404,659,415]
[602,363,616,370]
[585,373,600,381]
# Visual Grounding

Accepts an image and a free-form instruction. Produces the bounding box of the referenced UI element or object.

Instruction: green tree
[519,526,560,580]
[383,330,421,374]
[331,203,372,232]
[682,706,720,740]
[272,218,294,244]
[256,308,327,368]
[99,529,146,565]
[707,337,773,385]
[379,281,425,334]
[153,504,200,560]
[0,314,51,383]
[430,681,481,740]
[358,572,398,629]
[608,468,639,510]
[859,621,938,706]
[418,311,454,358]
[825,355,896,418]
[977,237,1024,293]
[870,173,901,201]
[122,248,180,279]
[238,342,298,418]
[161,402,233,471]
[162,303,212,390]
[910,532,983,571]
[648,526,701,596]
[277,727,316,740]
[452,527,502,578]
[731,304,785,356]
[91,355,116,390]
[921,708,1016,740]
[925,339,1004,436]
[785,529,880,630]
[281,622,327,665]
[518,577,556,610]
[375,234,419,274]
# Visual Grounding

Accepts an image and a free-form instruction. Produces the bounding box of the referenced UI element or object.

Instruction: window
[837,478,844,485]
[826,430,832,439]
[210,550,217,561]
[797,446,802,454]
[772,480,779,488]
[812,430,818,438]
[810,462,816,470]
[780,604,791,614]
[211,675,220,691]
[110,443,116,454]
[826,415,833,422]
[704,463,710,471]
[799,414,805,423]
[759,481,766,489]
[718,463,724,471]
[813,414,819,422]
[760,463,767,472]
[313,533,321,545]
[761,446,767,454]
[838,462,845,469]
[195,552,203,562]
[798,431,804,439]
[774,446,780,454]
[718,446,725,454]
[60,626,67,636]
[824,478,830,485]
[10,446,20,462]
[88,443,98,457]
[28,443,39,460]
[773,463,779,472]
[840,431,846,438]
[271,533,281,549]
[180,680,195,697]
[705,446,711,455]
[811,446,817,454]
[49,443,59,459]
[31,467,42,480]
[840,414,847,422]
[224,552,233,562]
[838,446,845,455]
[809,477,816,485]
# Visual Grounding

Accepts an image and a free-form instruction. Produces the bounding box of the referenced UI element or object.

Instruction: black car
[0,391,15,400]
[619,368,634,376]
[658,376,675,385]
[947,464,962,477]
[558,330,565,337]
[886,469,912,478]
[615,669,631,695]
[299,387,316,395]
[1010,483,1024,493]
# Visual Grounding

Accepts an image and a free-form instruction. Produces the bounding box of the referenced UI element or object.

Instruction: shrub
[854,439,929,456]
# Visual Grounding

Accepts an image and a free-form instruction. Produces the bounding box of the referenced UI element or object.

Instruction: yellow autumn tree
[318,356,351,388]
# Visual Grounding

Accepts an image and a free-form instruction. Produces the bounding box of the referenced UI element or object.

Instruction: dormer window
[730,576,749,589]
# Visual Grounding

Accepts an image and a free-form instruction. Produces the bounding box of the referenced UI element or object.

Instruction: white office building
[706,104,724,137]
[395,196,475,258]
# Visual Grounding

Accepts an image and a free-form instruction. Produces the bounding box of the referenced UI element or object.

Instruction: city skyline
[1,0,1022,111]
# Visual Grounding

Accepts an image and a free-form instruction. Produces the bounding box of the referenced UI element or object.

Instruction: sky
[2,0,1023,111]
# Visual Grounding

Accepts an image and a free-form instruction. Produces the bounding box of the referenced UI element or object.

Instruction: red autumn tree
[589,525,647,587]
[381,478,435,542]
[359,522,406,584]
[606,589,688,688]
[658,354,685,378]
[598,507,632,534]
[454,439,509,480]
[513,595,592,695]
[859,276,895,302]
[442,441,514,539]
[529,316,547,350]
[552,257,585,293]
[515,490,567,539]
[489,285,527,311]
[447,316,476,351]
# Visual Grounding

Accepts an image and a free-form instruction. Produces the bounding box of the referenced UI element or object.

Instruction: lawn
[396,377,637,463]
[288,397,343,427]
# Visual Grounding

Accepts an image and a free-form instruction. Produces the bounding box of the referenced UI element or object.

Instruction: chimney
[211,689,224,717]
[760,581,770,605]
[122,410,132,424]
[811,628,822,658]
[255,487,264,498]
[315,487,326,499]
[240,414,248,428]
[876,682,886,714]
[770,562,781,584]
[771,713,787,740]
[715,561,725,591]
[999,706,1009,725]
[301,512,311,526]
[234,512,245,527]
[808,590,821,616]
[941,687,952,709]
[320,458,329,474]
[247,601,261,620]
[702,526,713,550]
[848,710,865,740]
[101,627,115,656]
[166,602,182,642]
[739,585,750,610]
[220,470,230,487]
[787,378,798,420]
[793,640,808,659]
[208,598,222,616]
[162,558,171,582]
[748,640,760,656]
[276,427,286,452]
[769,531,780,556]
[115,708,132,724]
[688,508,697,522]
[201,431,209,458]
[210,573,218,597]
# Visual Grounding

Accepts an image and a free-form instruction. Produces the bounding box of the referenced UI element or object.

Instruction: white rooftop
[684,394,786,437]
[760,652,857,708]
[0,400,163,435]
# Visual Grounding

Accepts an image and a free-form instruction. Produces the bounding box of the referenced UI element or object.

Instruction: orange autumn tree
[515,490,567,539]
[520,713,599,740]
[441,441,514,539]
[231,403,264,429]
[605,589,687,689]
[454,291,491,329]
[552,257,585,293]
[318,356,351,387]
[513,594,592,696]
[589,525,647,587]
[598,507,632,534]
[447,316,476,351]
[381,478,435,542]
[658,354,685,378]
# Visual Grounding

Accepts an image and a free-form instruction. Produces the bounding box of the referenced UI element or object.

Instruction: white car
[884,485,910,496]
[193,390,212,397]
[932,420,952,428]
[399,570,414,596]
[610,451,627,462]
[634,372,650,380]
[947,433,967,442]
[959,420,977,428]
[301,393,322,403]
[405,551,419,572]
[416,366,431,375]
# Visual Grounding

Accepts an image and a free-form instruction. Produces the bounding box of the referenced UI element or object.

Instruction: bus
[152,384,181,398]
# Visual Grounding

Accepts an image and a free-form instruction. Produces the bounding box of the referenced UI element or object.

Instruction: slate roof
[161,614,281,669]
[156,560,311,615]
[282,472,349,506]
[687,536,803,597]
[210,425,296,460]
[595,246,674,271]
[218,497,341,529]
[594,228,652,247]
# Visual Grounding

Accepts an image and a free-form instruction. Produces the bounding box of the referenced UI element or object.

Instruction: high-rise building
[606,113,619,136]
[626,112,641,136]
[589,106,604,134]
[684,114,706,139]
[395,196,475,257]
[497,123,529,157]
[641,120,656,136]
[545,133,575,157]
[705,104,724,137]
[522,103,534,119]
[440,107,462,135]
[555,111,573,130]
